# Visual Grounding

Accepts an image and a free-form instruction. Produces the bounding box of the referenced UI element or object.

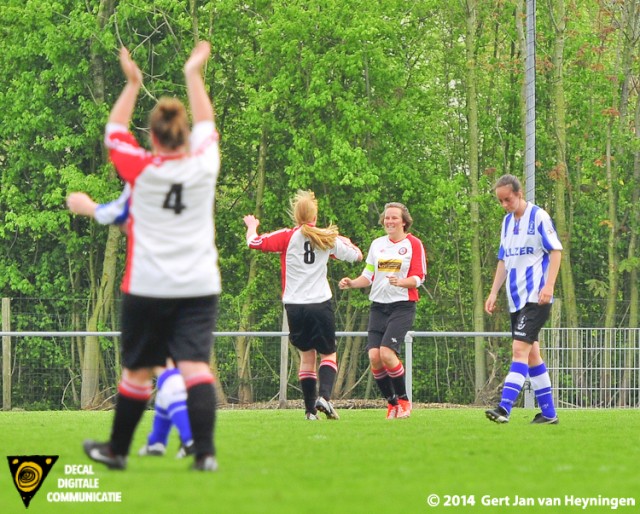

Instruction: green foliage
[0,0,639,409]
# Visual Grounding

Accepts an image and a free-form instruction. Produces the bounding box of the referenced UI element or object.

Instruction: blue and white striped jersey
[497,202,563,312]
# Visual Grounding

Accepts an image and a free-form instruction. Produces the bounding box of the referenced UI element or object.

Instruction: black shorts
[366,301,416,354]
[120,294,218,369]
[285,300,336,355]
[510,303,552,344]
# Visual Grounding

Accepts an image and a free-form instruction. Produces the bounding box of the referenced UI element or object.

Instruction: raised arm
[184,41,214,124]
[108,48,143,126]
[243,214,260,244]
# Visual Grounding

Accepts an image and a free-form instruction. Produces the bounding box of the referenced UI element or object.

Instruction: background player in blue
[68,190,194,458]
[484,174,562,425]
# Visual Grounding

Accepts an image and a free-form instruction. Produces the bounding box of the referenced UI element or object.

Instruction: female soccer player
[243,191,362,420]
[484,174,562,425]
[339,202,427,419]
[83,41,221,471]
[67,190,193,458]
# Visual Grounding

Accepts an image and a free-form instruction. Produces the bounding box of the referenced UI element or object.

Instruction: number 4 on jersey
[163,184,186,214]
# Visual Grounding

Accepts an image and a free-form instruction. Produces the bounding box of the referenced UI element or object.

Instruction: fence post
[405,332,413,403]
[278,309,289,408]
[2,298,11,411]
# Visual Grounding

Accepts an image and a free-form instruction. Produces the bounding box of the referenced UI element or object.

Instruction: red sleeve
[248,228,294,253]
[106,130,155,182]
[407,234,427,282]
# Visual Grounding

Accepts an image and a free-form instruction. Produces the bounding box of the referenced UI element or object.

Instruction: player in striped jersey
[484,174,562,425]
[339,202,427,419]
[244,191,362,420]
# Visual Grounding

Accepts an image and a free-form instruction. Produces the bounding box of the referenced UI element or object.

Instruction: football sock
[498,361,528,415]
[186,377,216,457]
[158,369,192,445]
[386,362,407,399]
[318,359,338,400]
[110,379,152,455]
[147,405,171,446]
[299,371,317,413]
[372,367,396,404]
[529,362,557,419]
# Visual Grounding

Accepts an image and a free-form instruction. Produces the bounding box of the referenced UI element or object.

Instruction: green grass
[1,408,639,513]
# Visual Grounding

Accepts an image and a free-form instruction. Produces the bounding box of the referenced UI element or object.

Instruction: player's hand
[243,214,260,229]
[484,293,497,315]
[387,275,401,287]
[538,286,553,305]
[185,41,211,75]
[339,277,352,289]
[66,192,98,218]
[118,47,142,85]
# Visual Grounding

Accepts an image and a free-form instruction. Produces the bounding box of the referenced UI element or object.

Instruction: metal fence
[1,328,639,410]
[543,328,640,408]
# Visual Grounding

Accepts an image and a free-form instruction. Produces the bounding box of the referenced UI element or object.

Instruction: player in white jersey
[484,174,562,425]
[339,202,427,419]
[244,191,362,420]
[67,190,193,458]
[83,41,219,472]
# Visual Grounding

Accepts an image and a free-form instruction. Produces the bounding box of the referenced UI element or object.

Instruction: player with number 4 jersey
[105,119,221,298]
[244,191,362,421]
[83,41,220,473]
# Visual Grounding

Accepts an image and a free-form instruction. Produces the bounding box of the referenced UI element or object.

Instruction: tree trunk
[81,225,120,408]
[235,124,269,403]
[464,0,487,400]
[81,0,118,409]
[549,0,578,328]
[548,0,583,402]
[334,299,356,397]
[615,0,640,405]
[602,125,616,406]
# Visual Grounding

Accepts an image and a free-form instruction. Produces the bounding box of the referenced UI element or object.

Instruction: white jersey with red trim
[104,121,221,298]
[361,234,427,303]
[248,227,361,304]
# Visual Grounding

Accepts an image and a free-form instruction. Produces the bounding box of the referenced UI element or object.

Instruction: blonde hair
[290,190,339,251]
[379,202,413,231]
[149,97,190,151]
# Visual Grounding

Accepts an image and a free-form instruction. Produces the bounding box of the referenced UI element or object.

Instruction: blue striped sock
[148,406,171,446]
[499,361,529,414]
[529,363,557,419]
[168,399,193,445]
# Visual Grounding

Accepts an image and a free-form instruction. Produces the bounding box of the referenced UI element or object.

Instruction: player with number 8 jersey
[244,191,363,420]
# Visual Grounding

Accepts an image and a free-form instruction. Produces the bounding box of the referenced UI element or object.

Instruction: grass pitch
[1,408,639,513]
